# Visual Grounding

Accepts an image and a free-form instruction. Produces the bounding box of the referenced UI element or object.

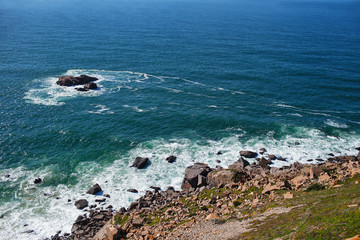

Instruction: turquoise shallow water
[1,0,360,238]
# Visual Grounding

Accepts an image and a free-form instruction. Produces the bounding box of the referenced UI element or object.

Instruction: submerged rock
[127,189,138,193]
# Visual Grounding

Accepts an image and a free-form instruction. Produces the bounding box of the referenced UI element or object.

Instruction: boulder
[131,157,150,169]
[166,155,177,163]
[181,163,212,190]
[207,170,235,188]
[262,183,280,194]
[75,87,88,92]
[258,158,272,169]
[75,199,88,209]
[127,189,138,193]
[85,82,98,89]
[259,148,267,154]
[283,192,294,199]
[56,75,98,86]
[240,151,257,158]
[34,178,42,184]
[87,183,102,195]
[228,157,249,171]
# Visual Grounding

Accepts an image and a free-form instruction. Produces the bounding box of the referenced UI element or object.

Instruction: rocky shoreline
[48,147,360,240]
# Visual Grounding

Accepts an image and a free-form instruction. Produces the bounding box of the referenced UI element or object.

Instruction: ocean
[0,0,360,238]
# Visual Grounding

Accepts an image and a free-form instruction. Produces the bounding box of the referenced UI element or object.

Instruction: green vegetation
[112,215,129,226]
[305,183,325,192]
[238,175,360,240]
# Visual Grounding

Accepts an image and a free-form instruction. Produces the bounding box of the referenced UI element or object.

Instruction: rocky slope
[49,148,360,240]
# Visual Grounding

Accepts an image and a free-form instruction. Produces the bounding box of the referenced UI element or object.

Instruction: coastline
[48,147,360,240]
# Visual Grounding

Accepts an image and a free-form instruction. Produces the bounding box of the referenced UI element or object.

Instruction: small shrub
[306,183,325,192]
[232,171,251,183]
[201,206,209,211]
[233,200,242,207]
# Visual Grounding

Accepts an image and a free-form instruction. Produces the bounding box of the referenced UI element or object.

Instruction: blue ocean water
[1,0,360,238]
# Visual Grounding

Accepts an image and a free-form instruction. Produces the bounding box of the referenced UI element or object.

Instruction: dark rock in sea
[181,163,212,190]
[228,157,249,171]
[95,198,106,203]
[127,188,138,193]
[166,155,177,163]
[75,199,88,209]
[307,159,314,162]
[89,204,97,209]
[87,183,102,195]
[34,178,42,184]
[356,147,360,151]
[4,174,10,178]
[85,82,97,89]
[268,155,277,160]
[67,199,71,202]
[259,148,267,154]
[22,230,34,234]
[217,151,223,155]
[106,205,113,209]
[131,157,150,169]
[103,194,110,198]
[216,160,221,163]
[277,157,287,161]
[150,186,161,191]
[56,75,98,87]
[258,158,272,169]
[240,150,257,158]
[295,142,301,145]
[75,87,88,92]
[328,153,335,156]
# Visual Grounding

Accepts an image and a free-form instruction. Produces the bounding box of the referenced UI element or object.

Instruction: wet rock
[22,230,34,234]
[240,151,257,158]
[150,186,161,191]
[127,189,138,193]
[181,163,212,190]
[87,183,102,195]
[34,178,42,184]
[75,87,88,92]
[216,160,221,163]
[268,155,276,160]
[166,155,177,163]
[95,198,106,203]
[56,75,98,87]
[228,157,249,170]
[84,82,97,89]
[217,151,223,155]
[103,194,110,198]
[75,199,88,209]
[131,157,150,169]
[259,148,267,154]
[4,174,10,178]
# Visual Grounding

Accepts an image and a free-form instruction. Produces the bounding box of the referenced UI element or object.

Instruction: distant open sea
[0,0,360,238]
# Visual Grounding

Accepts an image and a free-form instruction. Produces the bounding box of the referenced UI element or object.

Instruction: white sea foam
[86,104,114,114]
[324,119,349,129]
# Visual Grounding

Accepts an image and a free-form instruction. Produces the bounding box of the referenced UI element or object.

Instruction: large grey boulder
[131,157,150,169]
[181,163,212,190]
[75,199,88,209]
[228,157,250,170]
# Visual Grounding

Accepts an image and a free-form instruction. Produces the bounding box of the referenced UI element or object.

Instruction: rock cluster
[56,75,98,92]
[51,147,360,240]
